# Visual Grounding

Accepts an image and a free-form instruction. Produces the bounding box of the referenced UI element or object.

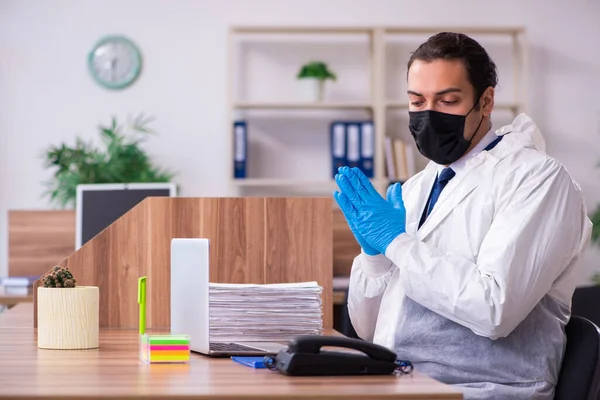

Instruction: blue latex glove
[334,167,406,255]
[334,172,404,255]
[335,175,377,255]
[386,181,404,211]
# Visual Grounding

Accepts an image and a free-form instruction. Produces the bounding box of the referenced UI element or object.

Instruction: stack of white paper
[208,281,323,342]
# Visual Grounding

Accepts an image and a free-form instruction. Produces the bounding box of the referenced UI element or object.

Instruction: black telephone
[264,335,413,376]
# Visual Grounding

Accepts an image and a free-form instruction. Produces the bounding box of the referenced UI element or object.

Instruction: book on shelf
[385,137,416,183]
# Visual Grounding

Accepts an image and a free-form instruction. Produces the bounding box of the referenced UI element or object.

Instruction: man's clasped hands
[334,166,407,256]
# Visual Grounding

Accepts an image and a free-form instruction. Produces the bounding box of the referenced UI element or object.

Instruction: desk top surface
[0,304,461,399]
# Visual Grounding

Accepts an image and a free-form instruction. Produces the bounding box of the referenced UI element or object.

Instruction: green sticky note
[148,335,190,345]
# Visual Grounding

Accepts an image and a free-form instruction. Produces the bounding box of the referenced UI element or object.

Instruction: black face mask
[408,101,484,165]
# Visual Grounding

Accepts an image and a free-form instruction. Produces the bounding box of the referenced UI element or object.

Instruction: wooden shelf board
[233,178,383,188]
[234,179,337,187]
[384,26,525,35]
[234,102,374,110]
[231,26,373,34]
[230,26,525,36]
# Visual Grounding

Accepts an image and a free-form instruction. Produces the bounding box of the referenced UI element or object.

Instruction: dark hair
[407,32,498,105]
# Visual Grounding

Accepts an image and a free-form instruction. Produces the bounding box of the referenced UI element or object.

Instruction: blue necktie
[419,167,455,228]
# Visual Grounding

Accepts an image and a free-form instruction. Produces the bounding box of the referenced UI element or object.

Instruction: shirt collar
[436,127,498,176]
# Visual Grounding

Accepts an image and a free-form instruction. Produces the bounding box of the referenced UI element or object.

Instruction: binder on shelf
[384,137,396,181]
[359,121,374,178]
[346,122,361,169]
[233,121,247,179]
[330,121,346,178]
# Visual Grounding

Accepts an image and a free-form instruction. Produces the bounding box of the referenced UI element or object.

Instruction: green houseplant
[38,266,99,350]
[42,114,175,209]
[590,189,600,285]
[296,61,337,102]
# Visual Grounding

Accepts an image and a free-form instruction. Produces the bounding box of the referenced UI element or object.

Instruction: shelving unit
[227,25,528,196]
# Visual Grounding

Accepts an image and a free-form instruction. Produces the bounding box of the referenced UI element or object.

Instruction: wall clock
[88,35,142,90]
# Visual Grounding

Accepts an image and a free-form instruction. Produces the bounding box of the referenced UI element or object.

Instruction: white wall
[1,0,600,281]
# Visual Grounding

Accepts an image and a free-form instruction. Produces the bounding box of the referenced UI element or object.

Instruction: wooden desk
[333,289,346,305]
[0,285,33,307]
[333,276,350,305]
[0,304,461,399]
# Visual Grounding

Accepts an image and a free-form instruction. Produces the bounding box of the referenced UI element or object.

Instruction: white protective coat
[348,113,593,348]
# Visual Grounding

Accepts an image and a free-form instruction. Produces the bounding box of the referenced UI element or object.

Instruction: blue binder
[330,121,347,178]
[360,121,374,178]
[345,122,361,169]
[233,121,247,179]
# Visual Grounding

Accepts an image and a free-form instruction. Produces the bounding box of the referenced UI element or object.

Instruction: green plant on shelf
[42,113,175,209]
[297,61,337,81]
[42,266,77,288]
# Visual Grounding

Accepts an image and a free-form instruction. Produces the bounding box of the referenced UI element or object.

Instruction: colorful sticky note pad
[140,334,190,364]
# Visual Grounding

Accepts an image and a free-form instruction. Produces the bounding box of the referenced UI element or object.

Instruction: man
[334,32,592,400]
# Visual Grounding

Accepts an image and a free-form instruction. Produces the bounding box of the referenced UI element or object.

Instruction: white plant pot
[298,79,325,102]
[37,286,99,350]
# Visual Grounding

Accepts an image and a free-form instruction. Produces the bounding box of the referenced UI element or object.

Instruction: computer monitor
[75,182,177,249]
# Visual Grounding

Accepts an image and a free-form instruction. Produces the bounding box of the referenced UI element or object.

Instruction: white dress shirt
[436,127,498,177]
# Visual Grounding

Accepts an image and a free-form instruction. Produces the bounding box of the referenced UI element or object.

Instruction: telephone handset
[264,335,413,376]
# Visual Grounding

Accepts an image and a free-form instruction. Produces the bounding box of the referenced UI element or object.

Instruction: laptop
[170,238,287,356]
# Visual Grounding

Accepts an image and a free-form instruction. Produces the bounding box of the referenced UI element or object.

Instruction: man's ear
[481,86,495,117]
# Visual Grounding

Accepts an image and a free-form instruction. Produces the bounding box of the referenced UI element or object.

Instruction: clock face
[88,36,142,89]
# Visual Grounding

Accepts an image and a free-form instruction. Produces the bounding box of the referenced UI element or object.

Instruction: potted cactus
[37,266,99,350]
[296,61,336,102]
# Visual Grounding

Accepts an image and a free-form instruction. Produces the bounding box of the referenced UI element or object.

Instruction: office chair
[554,315,600,400]
[572,286,600,328]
